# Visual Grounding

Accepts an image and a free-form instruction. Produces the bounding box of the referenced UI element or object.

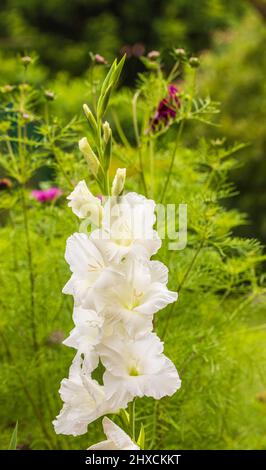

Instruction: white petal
[103,417,139,450]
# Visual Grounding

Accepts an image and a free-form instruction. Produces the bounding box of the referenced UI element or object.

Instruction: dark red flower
[150,84,181,131]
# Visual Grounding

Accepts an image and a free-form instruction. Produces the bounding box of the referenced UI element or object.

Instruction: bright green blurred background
[0,0,265,242]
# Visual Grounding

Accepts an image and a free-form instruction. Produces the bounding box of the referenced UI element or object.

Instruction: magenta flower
[31,187,62,203]
[150,84,181,131]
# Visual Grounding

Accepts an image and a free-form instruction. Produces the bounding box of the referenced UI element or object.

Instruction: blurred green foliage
[198,10,266,242]
[0,0,248,76]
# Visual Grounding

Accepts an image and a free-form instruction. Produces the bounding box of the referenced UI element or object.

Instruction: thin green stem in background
[132,90,148,196]
[160,120,184,204]
[20,186,38,352]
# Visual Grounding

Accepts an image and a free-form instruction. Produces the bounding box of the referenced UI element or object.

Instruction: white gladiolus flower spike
[55,173,181,440]
[88,417,139,450]
[67,180,103,224]
[98,333,181,401]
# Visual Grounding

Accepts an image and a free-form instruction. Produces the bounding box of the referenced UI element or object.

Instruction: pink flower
[150,84,181,131]
[31,187,62,203]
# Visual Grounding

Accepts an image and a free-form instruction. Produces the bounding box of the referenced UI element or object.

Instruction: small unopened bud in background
[0,178,12,190]
[79,137,99,177]
[44,90,55,101]
[174,48,186,59]
[147,50,160,60]
[21,55,32,67]
[103,121,111,143]
[22,112,34,123]
[111,168,126,196]
[0,84,14,94]
[95,54,107,65]
[189,57,200,68]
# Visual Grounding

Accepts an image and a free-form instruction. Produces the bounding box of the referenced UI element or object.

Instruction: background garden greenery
[0,0,265,450]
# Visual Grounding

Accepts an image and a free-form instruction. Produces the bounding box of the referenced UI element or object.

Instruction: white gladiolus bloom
[67,180,103,224]
[53,355,104,436]
[99,333,181,401]
[93,259,177,337]
[62,232,121,308]
[88,417,139,450]
[91,192,161,263]
[63,306,103,355]
[53,355,131,436]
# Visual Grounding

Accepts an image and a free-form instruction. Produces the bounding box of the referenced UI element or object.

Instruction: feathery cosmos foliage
[0,51,265,450]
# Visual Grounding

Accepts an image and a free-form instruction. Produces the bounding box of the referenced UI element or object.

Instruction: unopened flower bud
[44,90,55,101]
[0,84,14,94]
[0,178,12,190]
[174,48,186,59]
[95,54,107,65]
[22,112,34,122]
[189,57,200,68]
[79,137,99,177]
[83,104,98,135]
[111,168,126,196]
[147,50,160,60]
[19,83,30,92]
[21,56,32,67]
[103,121,111,144]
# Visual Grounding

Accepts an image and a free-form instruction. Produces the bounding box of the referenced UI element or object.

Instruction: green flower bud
[189,57,200,68]
[174,48,186,59]
[44,90,55,101]
[21,56,32,67]
[103,121,111,144]
[111,168,126,196]
[79,137,100,177]
[83,104,98,135]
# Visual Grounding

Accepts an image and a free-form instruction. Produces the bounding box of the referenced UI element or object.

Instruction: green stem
[160,120,184,203]
[130,399,136,442]
[132,91,148,196]
[20,185,38,352]
[149,139,154,198]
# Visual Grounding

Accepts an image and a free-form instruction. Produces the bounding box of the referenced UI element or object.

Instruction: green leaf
[97,84,112,120]
[100,59,117,97]
[8,422,18,450]
[119,409,130,428]
[137,423,145,450]
[112,54,126,88]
